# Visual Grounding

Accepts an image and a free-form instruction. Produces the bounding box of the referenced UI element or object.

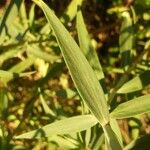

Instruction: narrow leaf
[76,9,106,92]
[110,94,150,119]
[103,124,122,150]
[119,11,133,68]
[117,70,150,93]
[32,0,109,126]
[61,0,83,23]
[14,115,98,139]
[27,44,60,63]
[39,93,56,116]
[9,57,35,73]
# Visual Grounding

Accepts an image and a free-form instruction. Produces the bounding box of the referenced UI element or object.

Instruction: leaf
[9,57,35,73]
[103,124,122,150]
[39,93,56,116]
[119,11,133,68]
[117,70,150,93]
[110,94,150,119]
[61,0,83,23]
[0,0,23,38]
[40,0,83,34]
[27,44,60,63]
[48,135,79,149]
[14,115,98,139]
[0,48,24,66]
[76,9,106,93]
[32,0,109,126]
[0,70,34,84]
[110,119,123,146]
[29,4,35,29]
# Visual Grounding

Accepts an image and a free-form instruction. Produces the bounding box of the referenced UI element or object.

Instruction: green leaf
[103,124,122,150]
[76,9,106,92]
[14,115,98,139]
[110,94,150,119]
[119,11,133,68]
[9,57,35,73]
[117,70,150,93]
[0,0,23,38]
[48,135,79,149]
[29,4,35,29]
[32,0,109,126]
[39,93,56,116]
[0,70,34,84]
[61,0,83,23]
[27,44,60,63]
[0,48,24,66]
[110,119,123,146]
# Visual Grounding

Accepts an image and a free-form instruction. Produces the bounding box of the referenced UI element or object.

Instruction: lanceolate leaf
[9,57,35,73]
[15,115,98,139]
[61,0,83,23]
[32,0,109,126]
[119,11,133,68]
[76,9,106,93]
[117,70,150,93]
[103,124,122,150]
[110,94,150,119]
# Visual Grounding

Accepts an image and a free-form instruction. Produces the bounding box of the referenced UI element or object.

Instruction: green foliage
[0,0,150,149]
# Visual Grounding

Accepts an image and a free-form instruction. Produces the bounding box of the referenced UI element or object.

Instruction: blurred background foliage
[0,0,150,149]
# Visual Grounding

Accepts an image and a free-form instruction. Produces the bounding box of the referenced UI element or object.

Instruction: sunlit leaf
[104,124,122,150]
[76,9,106,93]
[117,70,150,93]
[61,0,83,23]
[27,44,60,63]
[32,0,109,126]
[15,115,98,139]
[119,11,133,68]
[9,57,35,73]
[110,94,150,119]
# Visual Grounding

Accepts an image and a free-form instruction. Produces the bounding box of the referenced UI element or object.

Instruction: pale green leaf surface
[48,135,79,149]
[39,94,56,116]
[110,119,123,146]
[32,0,109,125]
[110,94,150,119]
[0,48,24,65]
[29,4,35,28]
[61,0,83,23]
[103,124,122,150]
[0,0,23,40]
[117,70,150,93]
[9,57,35,73]
[27,44,60,63]
[0,70,35,84]
[119,11,133,67]
[15,115,98,139]
[76,9,105,82]
[40,0,83,34]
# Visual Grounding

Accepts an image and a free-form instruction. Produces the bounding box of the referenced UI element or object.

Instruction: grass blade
[119,11,133,69]
[14,115,98,139]
[76,9,106,93]
[32,0,109,126]
[110,94,150,119]
[103,124,122,150]
[61,0,83,23]
[117,70,150,93]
